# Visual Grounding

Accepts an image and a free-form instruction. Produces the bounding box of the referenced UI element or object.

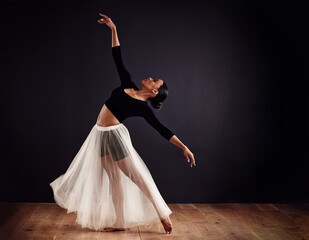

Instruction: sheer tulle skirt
[49,123,172,231]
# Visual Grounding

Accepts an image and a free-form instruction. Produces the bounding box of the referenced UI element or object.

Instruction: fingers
[98,13,113,26]
[184,149,196,168]
[97,19,105,24]
[187,154,194,168]
[186,154,190,163]
[192,153,196,166]
[189,153,196,168]
[99,13,110,20]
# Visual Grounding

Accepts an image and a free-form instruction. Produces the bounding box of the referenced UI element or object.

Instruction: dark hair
[149,82,168,110]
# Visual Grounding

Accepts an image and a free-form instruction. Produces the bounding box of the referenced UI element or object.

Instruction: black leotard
[104,45,175,141]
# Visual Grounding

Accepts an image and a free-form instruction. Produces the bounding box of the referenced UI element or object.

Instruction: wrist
[182,145,187,150]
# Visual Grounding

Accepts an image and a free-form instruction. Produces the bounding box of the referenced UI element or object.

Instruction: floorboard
[0,203,308,240]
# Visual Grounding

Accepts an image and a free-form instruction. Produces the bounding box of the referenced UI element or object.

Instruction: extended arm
[144,107,196,167]
[144,107,175,141]
[169,135,196,167]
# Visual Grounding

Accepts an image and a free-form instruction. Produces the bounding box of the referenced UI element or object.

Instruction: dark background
[1,0,308,203]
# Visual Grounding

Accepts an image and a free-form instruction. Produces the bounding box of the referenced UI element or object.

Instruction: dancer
[50,13,196,234]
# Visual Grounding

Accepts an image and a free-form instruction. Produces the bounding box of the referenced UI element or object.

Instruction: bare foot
[101,222,130,232]
[160,216,172,234]
[101,227,127,232]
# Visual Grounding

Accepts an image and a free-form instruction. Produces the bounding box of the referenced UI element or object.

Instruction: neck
[130,88,154,101]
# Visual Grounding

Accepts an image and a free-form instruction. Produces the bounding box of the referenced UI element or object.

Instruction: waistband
[94,123,124,131]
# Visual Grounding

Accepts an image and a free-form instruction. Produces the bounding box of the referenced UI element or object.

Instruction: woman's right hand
[98,13,116,29]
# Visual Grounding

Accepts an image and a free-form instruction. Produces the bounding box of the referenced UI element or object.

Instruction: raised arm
[111,25,120,47]
[98,13,136,88]
[111,45,134,87]
[98,13,119,47]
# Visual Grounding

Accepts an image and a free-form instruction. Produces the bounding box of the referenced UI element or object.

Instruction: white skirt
[50,123,172,231]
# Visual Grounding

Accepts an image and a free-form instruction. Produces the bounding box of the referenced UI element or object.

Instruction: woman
[50,13,196,234]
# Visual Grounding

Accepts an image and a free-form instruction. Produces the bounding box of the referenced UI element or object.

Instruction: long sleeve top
[104,45,175,141]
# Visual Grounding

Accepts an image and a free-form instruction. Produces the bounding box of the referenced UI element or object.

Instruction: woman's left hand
[98,13,116,29]
[183,146,196,168]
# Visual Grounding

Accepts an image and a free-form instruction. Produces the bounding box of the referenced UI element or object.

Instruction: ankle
[160,216,172,224]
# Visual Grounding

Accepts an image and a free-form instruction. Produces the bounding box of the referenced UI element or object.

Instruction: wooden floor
[0,203,308,240]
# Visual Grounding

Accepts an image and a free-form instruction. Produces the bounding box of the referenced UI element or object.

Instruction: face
[141,77,164,93]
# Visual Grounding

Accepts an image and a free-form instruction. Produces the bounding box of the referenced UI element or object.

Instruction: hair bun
[149,81,168,110]
[150,100,162,109]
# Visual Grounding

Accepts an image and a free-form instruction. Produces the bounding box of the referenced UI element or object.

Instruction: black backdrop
[1,0,308,203]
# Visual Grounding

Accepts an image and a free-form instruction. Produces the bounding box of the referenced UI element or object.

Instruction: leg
[115,155,164,220]
[100,155,126,228]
